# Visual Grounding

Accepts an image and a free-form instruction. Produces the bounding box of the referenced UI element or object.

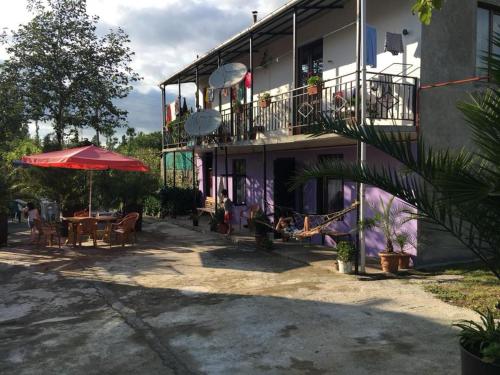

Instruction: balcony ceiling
[160,0,349,86]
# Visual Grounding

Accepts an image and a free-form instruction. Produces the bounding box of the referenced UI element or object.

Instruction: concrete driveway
[0,220,475,374]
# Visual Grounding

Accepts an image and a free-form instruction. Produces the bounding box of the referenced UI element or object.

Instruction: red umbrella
[22,145,150,216]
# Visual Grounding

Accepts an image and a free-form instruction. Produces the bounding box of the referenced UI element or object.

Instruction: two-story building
[159,0,499,268]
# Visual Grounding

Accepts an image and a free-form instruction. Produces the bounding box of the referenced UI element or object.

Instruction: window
[316,155,344,214]
[232,159,246,206]
[298,39,323,87]
[477,4,500,75]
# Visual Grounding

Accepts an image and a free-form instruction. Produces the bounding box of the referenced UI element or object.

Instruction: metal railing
[163,72,418,149]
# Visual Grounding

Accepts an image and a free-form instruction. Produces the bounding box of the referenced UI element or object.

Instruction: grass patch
[421,264,500,318]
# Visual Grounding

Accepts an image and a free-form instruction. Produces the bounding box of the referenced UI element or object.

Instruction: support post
[88,171,93,217]
[163,152,167,187]
[355,0,367,274]
[214,148,218,209]
[161,86,167,187]
[249,34,254,133]
[263,145,267,215]
[192,149,198,226]
[173,151,176,188]
[224,146,229,193]
[195,66,200,111]
[292,9,297,90]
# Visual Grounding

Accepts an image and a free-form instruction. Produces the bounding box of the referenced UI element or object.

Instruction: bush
[159,187,202,217]
[336,241,356,262]
[144,195,161,217]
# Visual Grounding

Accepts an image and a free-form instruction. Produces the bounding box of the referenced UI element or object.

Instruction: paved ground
[0,219,476,375]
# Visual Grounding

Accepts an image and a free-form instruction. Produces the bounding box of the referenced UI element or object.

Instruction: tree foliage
[3,0,140,146]
[412,0,444,25]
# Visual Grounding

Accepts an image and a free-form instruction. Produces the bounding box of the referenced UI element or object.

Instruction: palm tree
[296,41,500,280]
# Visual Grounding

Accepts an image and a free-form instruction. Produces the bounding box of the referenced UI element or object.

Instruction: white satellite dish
[184,109,222,137]
[209,62,247,89]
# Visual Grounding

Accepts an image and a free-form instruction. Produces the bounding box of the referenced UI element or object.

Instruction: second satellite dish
[184,109,222,137]
[209,63,247,89]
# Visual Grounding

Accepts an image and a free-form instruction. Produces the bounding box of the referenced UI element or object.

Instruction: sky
[0,0,289,140]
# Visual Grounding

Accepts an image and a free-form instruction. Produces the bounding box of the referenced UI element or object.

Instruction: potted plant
[258,92,271,108]
[362,196,413,273]
[336,241,356,274]
[394,232,415,269]
[249,209,273,250]
[307,75,322,96]
[454,309,500,375]
[233,100,243,114]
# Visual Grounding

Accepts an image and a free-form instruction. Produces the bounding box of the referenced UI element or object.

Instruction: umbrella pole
[88,171,93,217]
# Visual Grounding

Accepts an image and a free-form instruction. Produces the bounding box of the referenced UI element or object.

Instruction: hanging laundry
[166,105,172,125]
[245,71,252,89]
[238,84,245,101]
[175,97,180,116]
[231,87,237,100]
[384,32,404,56]
[222,88,228,97]
[366,25,377,67]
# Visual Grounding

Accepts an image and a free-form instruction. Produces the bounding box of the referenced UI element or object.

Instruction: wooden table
[63,216,118,246]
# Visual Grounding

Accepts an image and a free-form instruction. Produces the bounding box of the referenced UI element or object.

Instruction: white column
[359,0,367,273]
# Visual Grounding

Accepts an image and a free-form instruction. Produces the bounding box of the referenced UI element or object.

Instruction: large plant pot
[259,99,271,108]
[338,260,353,274]
[307,84,321,96]
[379,252,400,273]
[461,344,500,375]
[398,253,412,269]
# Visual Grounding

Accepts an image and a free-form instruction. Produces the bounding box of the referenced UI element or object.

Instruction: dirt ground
[0,219,477,375]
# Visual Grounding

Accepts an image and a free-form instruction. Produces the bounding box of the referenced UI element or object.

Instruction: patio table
[63,216,118,246]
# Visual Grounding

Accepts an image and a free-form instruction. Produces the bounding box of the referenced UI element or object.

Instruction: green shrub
[159,187,202,217]
[336,241,356,262]
[144,195,161,217]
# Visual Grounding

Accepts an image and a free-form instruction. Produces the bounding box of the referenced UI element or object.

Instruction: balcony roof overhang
[159,0,349,87]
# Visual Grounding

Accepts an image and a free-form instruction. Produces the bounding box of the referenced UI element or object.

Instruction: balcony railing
[163,72,418,149]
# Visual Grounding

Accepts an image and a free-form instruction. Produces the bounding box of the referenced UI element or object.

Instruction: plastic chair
[109,214,139,248]
[33,218,61,248]
[76,218,98,247]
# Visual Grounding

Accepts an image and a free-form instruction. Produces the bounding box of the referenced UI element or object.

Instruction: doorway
[203,153,213,197]
[273,158,296,212]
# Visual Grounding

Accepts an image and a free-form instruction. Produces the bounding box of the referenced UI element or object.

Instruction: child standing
[221,189,233,235]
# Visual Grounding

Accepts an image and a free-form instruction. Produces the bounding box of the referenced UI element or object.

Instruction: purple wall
[195,144,417,258]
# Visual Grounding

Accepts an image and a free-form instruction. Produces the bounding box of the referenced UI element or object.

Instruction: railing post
[413,77,419,129]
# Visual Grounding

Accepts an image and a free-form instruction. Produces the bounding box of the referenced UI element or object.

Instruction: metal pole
[249,34,254,133]
[224,146,229,193]
[214,148,218,209]
[161,86,167,187]
[173,151,176,188]
[263,145,267,215]
[292,9,297,90]
[88,171,93,217]
[192,149,198,226]
[195,66,200,111]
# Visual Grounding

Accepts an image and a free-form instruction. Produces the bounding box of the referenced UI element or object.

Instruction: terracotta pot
[398,253,412,269]
[259,98,271,108]
[307,84,321,96]
[379,252,400,273]
[461,344,500,375]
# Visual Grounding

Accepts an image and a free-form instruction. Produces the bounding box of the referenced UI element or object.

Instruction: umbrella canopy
[22,145,150,217]
[21,145,149,172]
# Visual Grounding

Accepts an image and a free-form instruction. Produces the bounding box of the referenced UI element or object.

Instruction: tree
[3,0,139,147]
[412,0,444,25]
[296,41,500,279]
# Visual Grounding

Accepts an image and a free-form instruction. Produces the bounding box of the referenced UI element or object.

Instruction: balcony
[163,72,418,150]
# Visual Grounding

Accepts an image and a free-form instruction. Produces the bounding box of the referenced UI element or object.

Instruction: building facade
[160,0,498,266]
